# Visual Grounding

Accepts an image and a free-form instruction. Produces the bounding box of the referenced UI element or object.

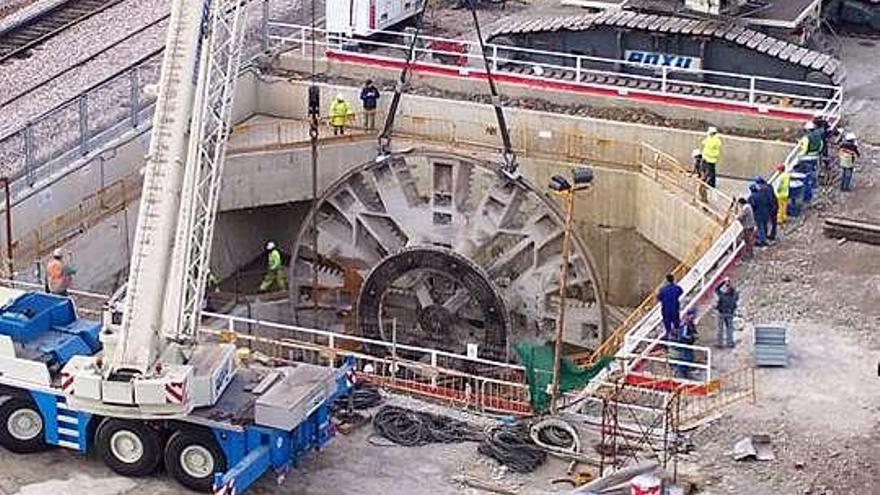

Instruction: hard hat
[266,241,275,250]
[804,121,816,130]
[707,126,718,135]
[691,149,701,158]
[335,93,344,100]
[844,132,856,142]
[775,163,785,172]
[52,249,62,258]
[754,176,766,184]
[685,307,698,316]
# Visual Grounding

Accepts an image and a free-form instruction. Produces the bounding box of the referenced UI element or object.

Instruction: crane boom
[113,0,246,375]
[113,0,208,375]
[62,0,248,416]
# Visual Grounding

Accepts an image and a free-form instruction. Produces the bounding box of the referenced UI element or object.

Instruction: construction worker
[798,120,824,157]
[656,274,684,338]
[773,163,790,225]
[758,176,778,242]
[700,127,722,188]
[748,179,772,246]
[259,241,286,292]
[46,250,76,296]
[839,132,860,191]
[359,80,380,131]
[204,269,220,311]
[45,250,64,294]
[674,307,698,378]
[797,121,823,202]
[329,93,353,136]
[736,197,756,259]
[714,277,739,348]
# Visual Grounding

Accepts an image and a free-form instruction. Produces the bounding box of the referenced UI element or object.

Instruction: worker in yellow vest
[329,94,353,136]
[259,241,286,292]
[700,127,722,187]
[773,163,790,225]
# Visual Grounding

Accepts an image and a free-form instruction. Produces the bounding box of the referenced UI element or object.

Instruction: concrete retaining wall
[277,53,804,135]
[250,77,792,181]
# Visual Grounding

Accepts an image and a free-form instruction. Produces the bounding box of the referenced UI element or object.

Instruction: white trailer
[325,0,423,37]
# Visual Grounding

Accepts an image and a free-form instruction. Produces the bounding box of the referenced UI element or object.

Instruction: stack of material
[823,216,880,245]
[754,326,789,367]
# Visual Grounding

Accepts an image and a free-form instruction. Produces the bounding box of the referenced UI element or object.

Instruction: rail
[200,311,535,415]
[0,276,534,414]
[679,365,756,427]
[0,50,161,200]
[7,167,143,275]
[266,22,842,115]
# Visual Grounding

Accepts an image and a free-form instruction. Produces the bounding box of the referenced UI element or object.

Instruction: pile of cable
[478,423,547,473]
[530,417,581,456]
[371,406,482,447]
[334,381,384,411]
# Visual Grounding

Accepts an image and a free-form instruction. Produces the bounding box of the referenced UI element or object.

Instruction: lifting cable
[377,0,520,181]
[376,5,428,157]
[308,0,320,316]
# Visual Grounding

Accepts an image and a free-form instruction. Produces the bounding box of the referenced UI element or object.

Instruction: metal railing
[267,22,842,113]
[679,365,756,427]
[8,168,143,273]
[0,51,162,199]
[200,312,534,414]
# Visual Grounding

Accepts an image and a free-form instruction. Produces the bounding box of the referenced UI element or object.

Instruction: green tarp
[514,342,613,412]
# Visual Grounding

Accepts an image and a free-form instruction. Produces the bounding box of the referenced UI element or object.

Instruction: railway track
[0,0,127,63]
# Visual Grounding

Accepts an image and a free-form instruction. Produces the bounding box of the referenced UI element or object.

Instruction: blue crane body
[0,289,353,494]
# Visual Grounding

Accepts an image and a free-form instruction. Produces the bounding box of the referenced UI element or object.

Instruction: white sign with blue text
[624,50,702,71]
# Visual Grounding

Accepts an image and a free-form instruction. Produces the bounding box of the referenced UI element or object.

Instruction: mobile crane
[0,1,353,493]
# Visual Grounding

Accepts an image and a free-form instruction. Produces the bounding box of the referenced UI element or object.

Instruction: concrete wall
[249,77,791,180]
[210,202,311,280]
[635,175,718,261]
[220,138,376,212]
[32,201,139,295]
[277,53,805,135]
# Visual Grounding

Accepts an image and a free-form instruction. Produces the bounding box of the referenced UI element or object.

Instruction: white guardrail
[266,22,842,115]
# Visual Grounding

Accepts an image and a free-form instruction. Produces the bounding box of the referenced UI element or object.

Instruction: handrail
[267,21,840,102]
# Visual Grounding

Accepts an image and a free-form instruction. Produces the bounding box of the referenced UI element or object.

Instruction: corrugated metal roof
[489,11,841,80]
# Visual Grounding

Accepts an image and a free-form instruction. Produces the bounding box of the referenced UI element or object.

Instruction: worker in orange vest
[45,250,76,296]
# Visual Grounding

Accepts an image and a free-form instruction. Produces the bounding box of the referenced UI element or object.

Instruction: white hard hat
[336,93,344,100]
[804,121,816,130]
[52,249,62,258]
[266,241,275,250]
[844,132,856,141]
[707,126,718,134]
[691,149,701,158]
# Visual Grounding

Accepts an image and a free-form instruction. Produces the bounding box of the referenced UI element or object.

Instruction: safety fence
[0,50,161,199]
[4,168,144,276]
[266,22,842,117]
[200,313,534,414]
[678,365,756,428]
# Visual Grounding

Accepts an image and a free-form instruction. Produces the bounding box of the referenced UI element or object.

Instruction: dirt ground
[680,141,880,495]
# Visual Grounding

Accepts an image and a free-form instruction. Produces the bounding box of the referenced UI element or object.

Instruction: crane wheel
[96,418,162,477]
[0,396,48,453]
[164,428,227,492]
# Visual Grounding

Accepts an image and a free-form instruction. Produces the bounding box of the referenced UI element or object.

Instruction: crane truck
[0,1,353,493]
